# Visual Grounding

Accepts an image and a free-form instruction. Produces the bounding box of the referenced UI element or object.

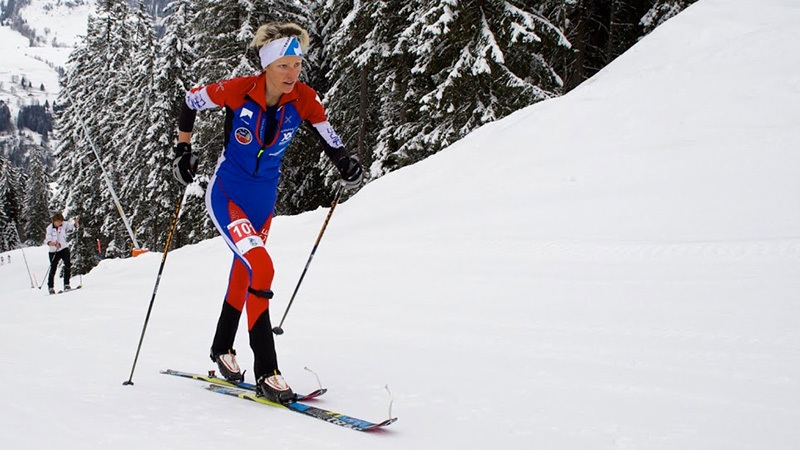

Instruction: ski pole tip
[122,380,134,386]
[272,326,284,335]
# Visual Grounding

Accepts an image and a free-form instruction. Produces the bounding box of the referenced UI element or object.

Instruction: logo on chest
[240,108,254,124]
[234,127,253,145]
[278,127,297,146]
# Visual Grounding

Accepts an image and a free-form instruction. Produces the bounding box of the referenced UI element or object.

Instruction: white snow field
[1,0,799,448]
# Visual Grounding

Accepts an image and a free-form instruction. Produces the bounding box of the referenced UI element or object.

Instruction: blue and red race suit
[181,73,347,330]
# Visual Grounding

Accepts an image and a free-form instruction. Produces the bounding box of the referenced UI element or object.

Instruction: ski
[160,369,326,401]
[206,384,397,432]
[56,286,83,295]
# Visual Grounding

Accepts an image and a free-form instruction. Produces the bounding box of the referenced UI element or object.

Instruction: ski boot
[256,372,294,403]
[210,349,244,382]
[48,287,56,295]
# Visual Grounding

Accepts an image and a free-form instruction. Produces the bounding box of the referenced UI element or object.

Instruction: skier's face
[265,56,303,97]
[54,220,63,227]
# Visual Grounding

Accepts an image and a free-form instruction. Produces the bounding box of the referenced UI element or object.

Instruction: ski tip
[295,388,327,401]
[361,417,398,431]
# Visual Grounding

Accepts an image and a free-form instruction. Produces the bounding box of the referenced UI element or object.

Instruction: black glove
[336,156,363,190]
[172,142,198,185]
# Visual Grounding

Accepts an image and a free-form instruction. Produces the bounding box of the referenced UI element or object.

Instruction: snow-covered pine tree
[0,156,11,245]
[94,1,144,258]
[143,0,210,250]
[188,0,253,86]
[395,0,569,168]
[55,0,141,271]
[0,153,24,251]
[641,0,697,34]
[20,145,50,245]
[317,0,388,176]
[320,1,570,179]
[117,2,160,250]
[53,25,98,271]
[536,0,699,92]
[345,0,425,177]
[0,101,13,133]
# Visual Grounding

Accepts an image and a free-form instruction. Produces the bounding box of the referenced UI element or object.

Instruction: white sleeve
[185,87,220,111]
[312,121,345,149]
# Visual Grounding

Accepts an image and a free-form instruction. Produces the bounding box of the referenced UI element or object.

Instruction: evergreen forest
[0,0,696,274]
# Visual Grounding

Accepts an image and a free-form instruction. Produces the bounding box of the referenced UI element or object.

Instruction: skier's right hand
[172,142,198,185]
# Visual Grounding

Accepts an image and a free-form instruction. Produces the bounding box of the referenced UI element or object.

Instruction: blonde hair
[251,22,310,51]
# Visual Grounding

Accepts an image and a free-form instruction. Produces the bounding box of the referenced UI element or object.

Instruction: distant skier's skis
[55,286,83,295]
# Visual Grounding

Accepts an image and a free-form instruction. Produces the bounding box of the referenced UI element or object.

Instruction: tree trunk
[358,66,369,162]
[567,2,588,90]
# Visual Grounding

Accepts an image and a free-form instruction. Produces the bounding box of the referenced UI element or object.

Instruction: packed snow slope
[1,0,799,448]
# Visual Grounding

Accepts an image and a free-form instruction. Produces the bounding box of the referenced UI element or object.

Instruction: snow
[0,0,90,117]
[1,0,800,448]
[0,25,66,115]
[17,0,96,48]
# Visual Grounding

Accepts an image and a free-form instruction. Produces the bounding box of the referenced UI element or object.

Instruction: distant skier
[44,212,78,294]
[171,22,362,403]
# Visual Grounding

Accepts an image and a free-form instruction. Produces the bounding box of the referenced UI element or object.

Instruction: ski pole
[20,245,35,288]
[37,264,51,289]
[12,224,34,288]
[65,90,142,252]
[75,223,83,288]
[272,184,344,335]
[123,188,188,386]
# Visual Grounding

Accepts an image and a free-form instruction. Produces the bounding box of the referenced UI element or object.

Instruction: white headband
[259,36,304,69]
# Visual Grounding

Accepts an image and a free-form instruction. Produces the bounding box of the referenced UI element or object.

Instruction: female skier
[172,22,362,402]
[44,212,78,294]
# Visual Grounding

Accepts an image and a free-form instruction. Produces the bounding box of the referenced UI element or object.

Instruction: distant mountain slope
[0,0,93,126]
[0,25,66,115]
[17,0,96,47]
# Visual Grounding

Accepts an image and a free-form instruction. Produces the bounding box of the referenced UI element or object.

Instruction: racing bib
[227,219,264,254]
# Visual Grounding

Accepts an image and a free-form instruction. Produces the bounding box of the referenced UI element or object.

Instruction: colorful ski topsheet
[161,368,256,390]
[160,368,327,400]
[161,369,396,431]
[206,384,397,432]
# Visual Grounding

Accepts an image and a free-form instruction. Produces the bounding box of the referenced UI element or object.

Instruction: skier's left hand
[337,156,363,190]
